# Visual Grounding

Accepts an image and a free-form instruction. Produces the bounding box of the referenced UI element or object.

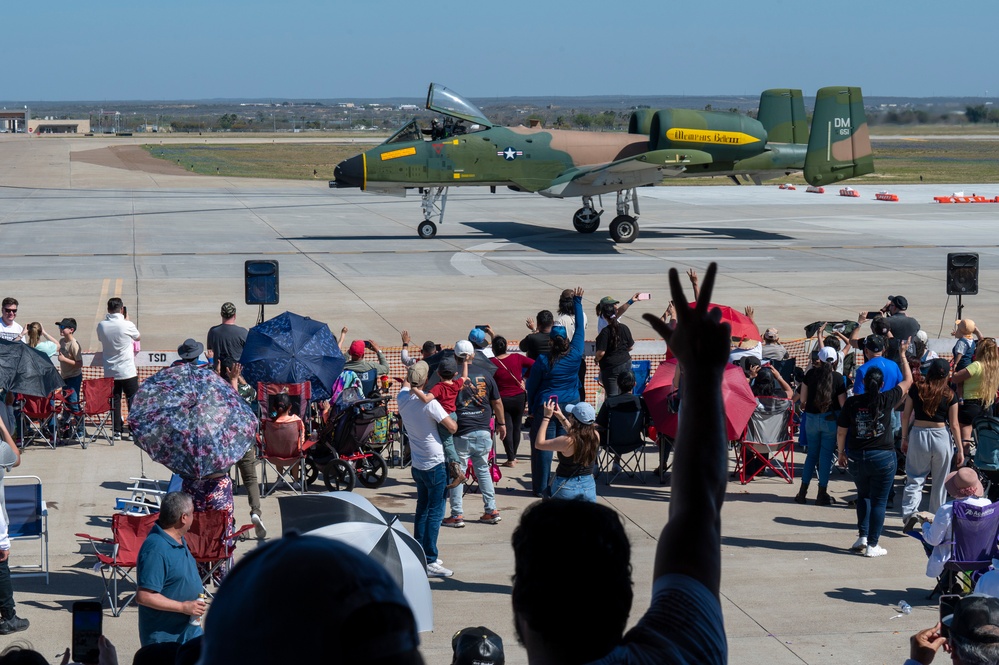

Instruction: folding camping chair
[938,500,999,597]
[259,419,315,497]
[256,382,311,423]
[598,396,650,486]
[733,396,795,484]
[114,475,183,515]
[17,393,58,449]
[81,378,115,447]
[75,512,158,616]
[4,475,49,584]
[185,509,253,592]
[53,388,86,448]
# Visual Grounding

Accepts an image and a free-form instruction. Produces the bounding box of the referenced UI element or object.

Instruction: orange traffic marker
[875,191,899,202]
[840,187,860,197]
[806,185,825,194]
[778,183,796,190]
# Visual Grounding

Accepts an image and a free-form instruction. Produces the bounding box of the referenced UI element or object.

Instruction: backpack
[973,414,999,472]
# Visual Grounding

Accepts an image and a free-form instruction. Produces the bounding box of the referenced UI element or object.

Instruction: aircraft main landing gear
[572,196,601,233]
[608,188,640,243]
[418,220,437,238]
[417,186,448,239]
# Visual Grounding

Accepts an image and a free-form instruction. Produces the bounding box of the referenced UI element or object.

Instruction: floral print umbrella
[130,363,256,479]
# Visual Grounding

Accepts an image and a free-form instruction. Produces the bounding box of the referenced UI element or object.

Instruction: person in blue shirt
[136,492,207,647]
[526,287,584,497]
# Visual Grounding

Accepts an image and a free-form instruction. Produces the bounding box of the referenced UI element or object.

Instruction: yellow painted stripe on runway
[114,278,123,298]
[88,278,111,353]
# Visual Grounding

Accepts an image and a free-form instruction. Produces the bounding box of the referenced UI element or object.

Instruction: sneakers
[0,615,29,635]
[426,562,454,578]
[251,513,267,539]
[113,433,122,441]
[480,510,502,524]
[850,536,868,553]
[442,515,465,528]
[902,514,920,533]
[864,544,888,558]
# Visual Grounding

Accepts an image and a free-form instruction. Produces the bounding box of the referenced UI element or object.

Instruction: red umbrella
[703,303,760,342]
[642,359,759,441]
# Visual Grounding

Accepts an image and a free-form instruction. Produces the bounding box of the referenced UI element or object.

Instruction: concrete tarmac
[1,133,996,663]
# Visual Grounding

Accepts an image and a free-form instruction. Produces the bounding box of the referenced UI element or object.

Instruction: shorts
[959,399,985,426]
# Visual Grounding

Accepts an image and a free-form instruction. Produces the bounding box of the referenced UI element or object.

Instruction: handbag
[494,356,526,392]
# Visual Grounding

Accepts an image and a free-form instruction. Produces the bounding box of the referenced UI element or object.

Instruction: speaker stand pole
[957,295,964,321]
[257,304,264,325]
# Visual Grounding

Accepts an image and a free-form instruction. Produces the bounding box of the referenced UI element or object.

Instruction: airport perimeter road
[1,135,996,663]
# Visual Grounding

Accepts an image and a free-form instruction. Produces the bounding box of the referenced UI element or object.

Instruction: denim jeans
[550,474,597,502]
[801,412,838,486]
[450,430,495,516]
[847,448,897,546]
[529,407,567,497]
[63,375,85,435]
[412,463,447,563]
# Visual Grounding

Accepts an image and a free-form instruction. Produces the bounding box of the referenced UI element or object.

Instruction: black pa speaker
[946,253,979,296]
[245,260,280,305]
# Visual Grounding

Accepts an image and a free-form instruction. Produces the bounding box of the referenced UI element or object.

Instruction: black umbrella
[0,339,64,397]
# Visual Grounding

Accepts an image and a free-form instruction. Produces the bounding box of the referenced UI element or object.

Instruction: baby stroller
[306,394,390,492]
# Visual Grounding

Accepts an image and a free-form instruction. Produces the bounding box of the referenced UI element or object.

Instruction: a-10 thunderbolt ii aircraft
[331,83,873,243]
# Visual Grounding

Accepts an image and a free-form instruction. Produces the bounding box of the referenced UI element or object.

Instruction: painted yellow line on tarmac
[88,279,111,353]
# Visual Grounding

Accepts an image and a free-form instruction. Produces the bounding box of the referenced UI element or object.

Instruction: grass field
[143,134,999,184]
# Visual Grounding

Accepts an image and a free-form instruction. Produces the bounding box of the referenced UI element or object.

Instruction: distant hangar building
[0,108,30,132]
[28,117,91,134]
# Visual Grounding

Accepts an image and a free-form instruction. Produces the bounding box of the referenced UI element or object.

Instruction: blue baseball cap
[565,402,596,425]
[549,325,567,340]
[468,328,487,347]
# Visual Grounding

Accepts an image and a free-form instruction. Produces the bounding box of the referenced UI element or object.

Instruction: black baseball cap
[943,594,999,644]
[864,335,886,353]
[56,317,77,330]
[452,626,505,665]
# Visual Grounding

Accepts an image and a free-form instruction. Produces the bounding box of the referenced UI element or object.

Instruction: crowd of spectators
[5,272,999,663]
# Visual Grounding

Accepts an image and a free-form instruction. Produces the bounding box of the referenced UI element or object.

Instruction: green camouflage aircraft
[332,83,873,243]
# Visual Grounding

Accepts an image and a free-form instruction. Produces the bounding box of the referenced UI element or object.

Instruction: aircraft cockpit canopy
[426,83,492,128]
[385,119,424,145]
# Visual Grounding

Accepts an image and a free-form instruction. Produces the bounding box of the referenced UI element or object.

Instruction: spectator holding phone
[526,287,585,497]
[905,595,999,665]
[594,301,635,398]
[344,339,389,397]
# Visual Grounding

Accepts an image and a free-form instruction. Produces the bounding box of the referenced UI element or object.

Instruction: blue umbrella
[239,312,344,401]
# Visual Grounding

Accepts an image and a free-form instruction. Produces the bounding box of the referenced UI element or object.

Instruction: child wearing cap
[952,319,980,374]
[411,354,469,464]
[56,318,85,438]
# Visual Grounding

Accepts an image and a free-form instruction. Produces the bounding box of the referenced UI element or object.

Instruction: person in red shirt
[490,336,534,466]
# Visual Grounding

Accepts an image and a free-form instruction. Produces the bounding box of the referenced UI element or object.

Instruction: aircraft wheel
[418,220,437,239]
[572,208,600,233]
[609,215,639,244]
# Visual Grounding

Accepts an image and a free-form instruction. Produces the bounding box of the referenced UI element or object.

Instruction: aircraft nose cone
[333,154,364,188]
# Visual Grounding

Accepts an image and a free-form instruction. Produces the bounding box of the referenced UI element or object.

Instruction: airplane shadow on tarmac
[284,222,792,254]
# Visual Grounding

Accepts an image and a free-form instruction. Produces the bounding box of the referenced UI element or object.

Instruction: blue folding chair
[4,475,49,584]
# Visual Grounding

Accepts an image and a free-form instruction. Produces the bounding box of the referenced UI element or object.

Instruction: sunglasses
[2,309,16,314]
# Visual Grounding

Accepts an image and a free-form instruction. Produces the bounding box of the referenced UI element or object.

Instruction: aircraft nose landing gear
[572,196,602,233]
[417,186,448,239]
[418,220,438,238]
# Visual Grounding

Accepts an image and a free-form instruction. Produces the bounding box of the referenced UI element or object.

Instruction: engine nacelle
[628,109,656,136]
[650,109,767,163]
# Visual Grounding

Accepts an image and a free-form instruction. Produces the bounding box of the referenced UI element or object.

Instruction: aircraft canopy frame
[426,83,492,128]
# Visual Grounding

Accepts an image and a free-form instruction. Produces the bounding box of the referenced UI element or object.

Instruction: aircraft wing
[537,149,713,198]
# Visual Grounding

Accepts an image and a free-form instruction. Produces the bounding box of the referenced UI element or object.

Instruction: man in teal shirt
[136,492,206,646]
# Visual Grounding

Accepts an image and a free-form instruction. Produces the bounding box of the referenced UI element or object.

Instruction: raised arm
[570,287,585,352]
[643,262,728,597]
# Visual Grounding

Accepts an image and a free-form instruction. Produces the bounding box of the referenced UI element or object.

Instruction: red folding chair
[18,393,58,449]
[75,513,158,616]
[259,419,315,496]
[185,510,253,591]
[256,382,311,422]
[733,396,795,484]
[82,378,114,446]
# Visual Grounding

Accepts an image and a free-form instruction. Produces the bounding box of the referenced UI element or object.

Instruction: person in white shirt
[0,298,24,434]
[921,467,993,579]
[96,298,141,440]
[397,361,457,579]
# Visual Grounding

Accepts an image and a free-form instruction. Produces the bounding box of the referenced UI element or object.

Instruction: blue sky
[3,0,997,101]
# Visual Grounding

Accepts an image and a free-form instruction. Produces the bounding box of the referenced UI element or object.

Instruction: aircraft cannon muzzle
[333,155,364,188]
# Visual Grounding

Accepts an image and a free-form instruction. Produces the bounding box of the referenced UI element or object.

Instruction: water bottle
[899,600,912,615]
[190,592,208,626]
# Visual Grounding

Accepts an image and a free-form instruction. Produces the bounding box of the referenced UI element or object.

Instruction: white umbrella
[278,492,434,632]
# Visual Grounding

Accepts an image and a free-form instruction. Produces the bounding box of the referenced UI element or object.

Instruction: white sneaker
[251,514,267,539]
[850,536,868,553]
[426,562,453,578]
[864,544,888,558]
